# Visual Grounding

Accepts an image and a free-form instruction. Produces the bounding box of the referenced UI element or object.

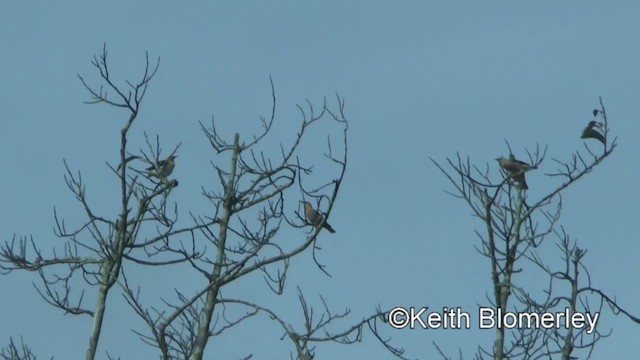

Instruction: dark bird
[592,109,599,117]
[303,202,335,234]
[496,154,537,190]
[581,121,606,145]
[510,171,529,190]
[147,155,177,179]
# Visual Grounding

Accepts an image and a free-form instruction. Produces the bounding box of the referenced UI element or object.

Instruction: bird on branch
[496,154,537,190]
[147,155,177,180]
[303,202,335,234]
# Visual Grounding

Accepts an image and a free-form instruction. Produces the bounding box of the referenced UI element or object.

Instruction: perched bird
[147,155,177,179]
[303,201,335,234]
[496,154,537,173]
[496,154,537,190]
[581,120,606,145]
[592,109,599,117]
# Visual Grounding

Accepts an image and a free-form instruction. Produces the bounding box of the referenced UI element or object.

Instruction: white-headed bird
[303,202,335,234]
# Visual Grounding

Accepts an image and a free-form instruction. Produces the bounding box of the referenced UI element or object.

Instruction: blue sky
[1,1,639,359]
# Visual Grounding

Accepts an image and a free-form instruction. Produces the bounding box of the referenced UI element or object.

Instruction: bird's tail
[323,222,336,234]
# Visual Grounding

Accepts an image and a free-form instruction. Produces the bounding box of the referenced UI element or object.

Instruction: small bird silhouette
[303,202,335,234]
[147,155,177,179]
[581,120,606,145]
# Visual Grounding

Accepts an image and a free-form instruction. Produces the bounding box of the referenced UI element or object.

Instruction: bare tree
[0,337,51,360]
[431,100,640,360]
[0,45,410,360]
[1,44,167,360]
[119,68,408,360]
